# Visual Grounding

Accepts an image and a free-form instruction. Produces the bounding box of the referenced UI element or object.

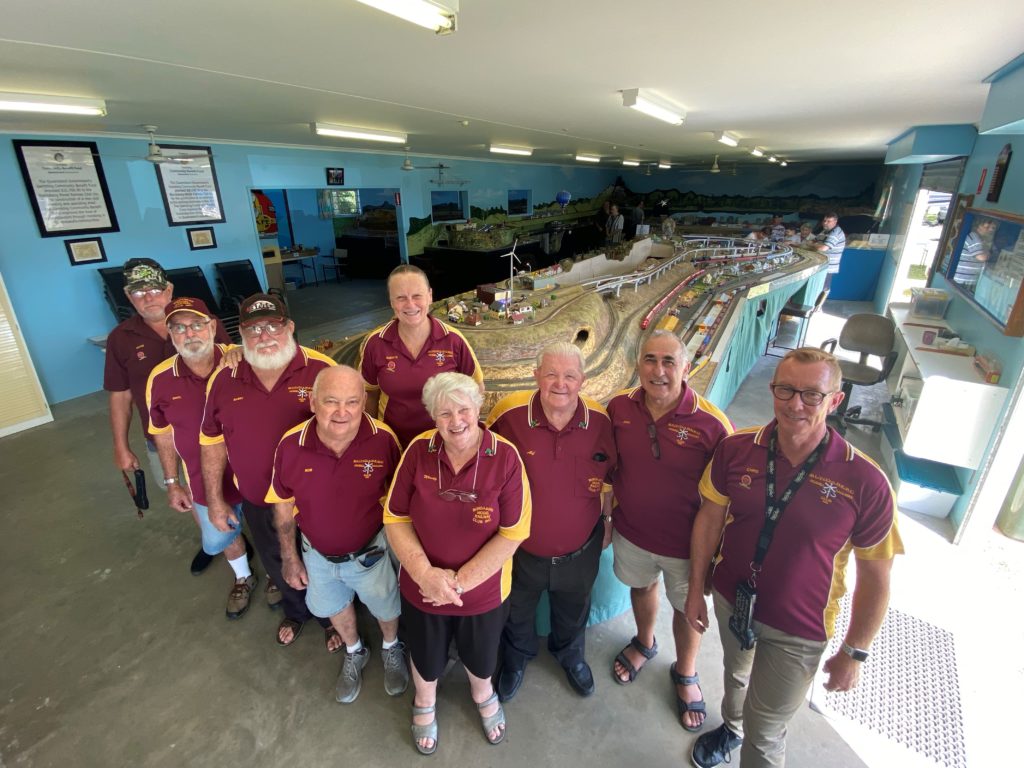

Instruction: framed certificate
[154,145,226,226]
[13,140,120,237]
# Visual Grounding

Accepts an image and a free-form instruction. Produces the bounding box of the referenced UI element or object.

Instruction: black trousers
[242,500,328,627]
[502,522,603,670]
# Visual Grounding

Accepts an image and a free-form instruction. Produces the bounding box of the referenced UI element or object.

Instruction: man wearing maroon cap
[201,293,337,647]
[104,258,230,575]
[486,342,615,701]
[686,348,902,768]
[267,366,409,703]
[147,297,254,618]
[607,330,733,732]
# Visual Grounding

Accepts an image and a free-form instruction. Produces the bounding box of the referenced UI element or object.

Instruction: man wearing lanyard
[685,348,903,768]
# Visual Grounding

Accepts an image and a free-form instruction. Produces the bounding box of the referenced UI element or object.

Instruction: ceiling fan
[140,125,211,164]
[399,148,468,185]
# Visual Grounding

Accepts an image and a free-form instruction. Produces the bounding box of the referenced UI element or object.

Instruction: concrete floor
[1,299,1018,767]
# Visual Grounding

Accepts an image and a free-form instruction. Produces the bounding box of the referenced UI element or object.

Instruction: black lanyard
[748,428,828,585]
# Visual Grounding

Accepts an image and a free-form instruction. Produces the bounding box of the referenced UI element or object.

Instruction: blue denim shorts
[302,528,401,621]
[192,501,243,555]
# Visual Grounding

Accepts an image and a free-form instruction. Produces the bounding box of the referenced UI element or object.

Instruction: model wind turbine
[500,239,520,318]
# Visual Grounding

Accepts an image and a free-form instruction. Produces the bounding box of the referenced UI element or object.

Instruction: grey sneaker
[382,641,410,696]
[335,646,370,704]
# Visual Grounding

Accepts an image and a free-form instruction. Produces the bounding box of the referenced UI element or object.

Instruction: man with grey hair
[607,330,733,731]
[487,342,615,700]
[268,366,408,702]
[201,293,338,647]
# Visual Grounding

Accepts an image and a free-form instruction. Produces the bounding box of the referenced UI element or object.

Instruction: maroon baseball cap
[165,296,213,321]
[239,293,289,324]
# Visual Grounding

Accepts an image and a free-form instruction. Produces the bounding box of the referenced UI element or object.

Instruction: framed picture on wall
[326,167,345,186]
[154,145,226,226]
[934,193,974,279]
[64,237,107,266]
[187,226,217,250]
[13,140,120,238]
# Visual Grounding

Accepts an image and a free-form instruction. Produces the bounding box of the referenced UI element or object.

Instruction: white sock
[382,637,398,650]
[347,638,363,654]
[227,554,251,580]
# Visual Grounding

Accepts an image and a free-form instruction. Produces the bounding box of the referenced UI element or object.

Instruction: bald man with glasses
[606,331,733,733]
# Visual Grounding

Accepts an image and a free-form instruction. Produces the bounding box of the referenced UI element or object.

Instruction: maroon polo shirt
[146,344,242,507]
[266,414,401,555]
[701,421,903,641]
[359,316,483,446]
[200,346,335,506]
[383,428,531,615]
[104,314,230,436]
[608,384,733,559]
[487,391,615,557]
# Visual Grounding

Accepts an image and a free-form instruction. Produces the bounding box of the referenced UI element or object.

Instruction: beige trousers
[712,590,827,768]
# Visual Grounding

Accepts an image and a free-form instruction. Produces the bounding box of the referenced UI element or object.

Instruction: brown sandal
[276,618,304,647]
[325,626,343,654]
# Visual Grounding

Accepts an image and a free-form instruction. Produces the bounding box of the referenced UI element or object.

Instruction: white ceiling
[1,0,1022,168]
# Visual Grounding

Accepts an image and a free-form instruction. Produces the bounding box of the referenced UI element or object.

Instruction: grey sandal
[476,692,506,745]
[670,665,707,732]
[411,704,438,756]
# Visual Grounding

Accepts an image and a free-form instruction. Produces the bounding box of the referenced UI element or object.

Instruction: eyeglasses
[647,422,661,460]
[437,450,479,503]
[770,384,835,406]
[128,287,166,299]
[168,319,211,334]
[240,321,286,338]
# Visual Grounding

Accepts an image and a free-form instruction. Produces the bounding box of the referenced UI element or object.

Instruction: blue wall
[0,135,615,404]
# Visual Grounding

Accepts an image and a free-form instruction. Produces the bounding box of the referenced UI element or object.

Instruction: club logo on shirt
[587,476,603,493]
[136,350,147,361]
[355,458,384,478]
[290,386,311,402]
[808,473,854,504]
[471,505,493,524]
[386,360,397,373]
[668,422,696,444]
[739,474,753,489]
[820,482,838,504]
[429,349,453,367]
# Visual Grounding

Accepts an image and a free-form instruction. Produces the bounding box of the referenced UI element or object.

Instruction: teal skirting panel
[705,271,824,411]
[534,545,631,635]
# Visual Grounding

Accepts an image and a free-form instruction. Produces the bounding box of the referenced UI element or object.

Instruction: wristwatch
[163,477,179,486]
[841,641,869,662]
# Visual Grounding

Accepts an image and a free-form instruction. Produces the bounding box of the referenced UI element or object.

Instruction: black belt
[539,521,602,566]
[304,527,383,563]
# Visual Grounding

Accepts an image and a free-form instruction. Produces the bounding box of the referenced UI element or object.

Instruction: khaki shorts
[611,530,691,612]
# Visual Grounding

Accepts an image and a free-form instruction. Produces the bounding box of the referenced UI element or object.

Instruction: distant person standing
[815,213,846,290]
[607,205,625,244]
[768,215,786,243]
[632,200,646,238]
[953,217,996,291]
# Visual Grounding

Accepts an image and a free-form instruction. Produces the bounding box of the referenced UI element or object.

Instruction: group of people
[105,257,899,766]
[746,213,846,290]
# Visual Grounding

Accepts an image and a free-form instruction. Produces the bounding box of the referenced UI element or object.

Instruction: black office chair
[97,267,134,322]
[214,259,286,312]
[165,266,241,341]
[320,248,349,282]
[766,289,829,356]
[821,313,898,433]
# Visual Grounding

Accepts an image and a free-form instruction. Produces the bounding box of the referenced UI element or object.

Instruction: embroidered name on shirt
[587,476,603,493]
[233,396,245,402]
[471,506,493,524]
[171,395,182,401]
[304,467,314,473]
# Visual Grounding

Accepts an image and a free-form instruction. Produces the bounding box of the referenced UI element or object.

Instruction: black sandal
[670,665,707,732]
[612,635,658,684]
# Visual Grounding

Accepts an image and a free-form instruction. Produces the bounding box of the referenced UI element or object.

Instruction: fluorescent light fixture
[489,144,532,157]
[621,88,685,126]
[354,0,457,34]
[314,122,407,144]
[622,160,640,167]
[715,131,739,147]
[658,162,671,169]
[768,155,778,163]
[575,154,601,163]
[780,161,788,167]
[750,147,764,157]
[0,92,106,116]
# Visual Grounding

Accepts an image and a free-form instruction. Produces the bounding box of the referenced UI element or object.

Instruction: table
[280,249,320,288]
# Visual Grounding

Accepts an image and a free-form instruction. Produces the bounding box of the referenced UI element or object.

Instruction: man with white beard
[147,298,253,617]
[201,294,339,647]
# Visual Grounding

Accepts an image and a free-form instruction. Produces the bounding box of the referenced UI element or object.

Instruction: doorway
[887,189,949,303]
